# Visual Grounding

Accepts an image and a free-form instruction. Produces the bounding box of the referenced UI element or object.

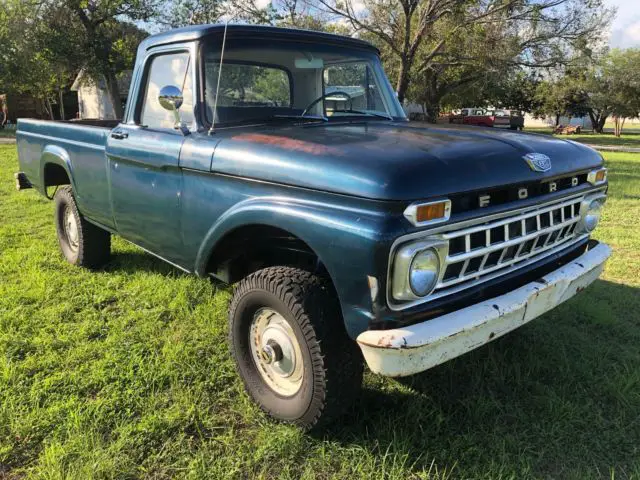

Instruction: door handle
[111,130,129,140]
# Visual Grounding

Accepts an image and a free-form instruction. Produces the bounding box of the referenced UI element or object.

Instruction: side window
[141,52,194,129]
[323,62,386,115]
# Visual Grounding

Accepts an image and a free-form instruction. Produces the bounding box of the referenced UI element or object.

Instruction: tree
[588,49,640,136]
[533,71,590,126]
[308,0,613,112]
[0,1,78,119]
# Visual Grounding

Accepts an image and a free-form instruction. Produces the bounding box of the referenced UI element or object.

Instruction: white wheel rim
[64,207,79,251]
[249,308,304,396]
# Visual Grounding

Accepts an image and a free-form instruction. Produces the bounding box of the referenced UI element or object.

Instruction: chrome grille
[434,195,587,296]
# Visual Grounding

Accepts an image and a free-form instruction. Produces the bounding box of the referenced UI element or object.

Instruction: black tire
[54,186,111,268]
[228,266,363,430]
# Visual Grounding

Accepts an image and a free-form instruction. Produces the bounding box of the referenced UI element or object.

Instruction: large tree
[0,1,79,119]
[308,0,613,112]
[587,49,640,136]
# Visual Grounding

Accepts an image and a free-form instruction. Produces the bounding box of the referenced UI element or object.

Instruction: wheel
[228,266,363,430]
[54,186,111,268]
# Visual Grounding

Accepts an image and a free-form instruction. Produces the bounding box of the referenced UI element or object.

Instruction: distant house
[71,70,131,120]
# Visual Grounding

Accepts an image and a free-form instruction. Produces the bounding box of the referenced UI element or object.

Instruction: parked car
[15,24,611,429]
[450,107,524,130]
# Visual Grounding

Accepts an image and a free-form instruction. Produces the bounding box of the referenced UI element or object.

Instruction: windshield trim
[197,38,406,131]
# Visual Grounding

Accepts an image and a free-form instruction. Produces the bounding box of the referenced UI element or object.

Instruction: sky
[605,0,640,48]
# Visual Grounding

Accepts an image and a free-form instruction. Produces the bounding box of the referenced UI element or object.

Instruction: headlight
[578,195,606,233]
[391,240,447,301]
[409,249,440,296]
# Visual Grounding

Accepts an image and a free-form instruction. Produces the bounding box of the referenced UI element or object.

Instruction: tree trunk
[396,59,410,104]
[58,89,66,121]
[45,98,54,120]
[555,113,560,126]
[424,104,439,123]
[597,116,607,134]
[589,110,607,134]
[104,70,124,119]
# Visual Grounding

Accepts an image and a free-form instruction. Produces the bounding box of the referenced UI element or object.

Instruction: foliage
[590,49,640,136]
[533,49,640,136]
[1,0,154,120]
[309,0,613,117]
[0,1,77,119]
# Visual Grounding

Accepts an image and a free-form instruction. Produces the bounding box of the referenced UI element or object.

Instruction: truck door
[105,50,195,265]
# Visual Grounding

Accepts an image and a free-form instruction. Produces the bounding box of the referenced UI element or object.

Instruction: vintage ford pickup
[15,24,611,429]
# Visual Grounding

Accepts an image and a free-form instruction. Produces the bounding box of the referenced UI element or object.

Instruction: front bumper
[357,242,612,377]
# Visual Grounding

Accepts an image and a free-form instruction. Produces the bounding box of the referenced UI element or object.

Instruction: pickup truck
[450,108,525,130]
[15,24,611,430]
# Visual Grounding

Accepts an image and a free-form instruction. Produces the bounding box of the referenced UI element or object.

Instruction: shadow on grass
[104,251,188,276]
[319,279,640,477]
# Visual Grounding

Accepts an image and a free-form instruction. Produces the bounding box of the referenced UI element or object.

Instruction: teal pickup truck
[15,24,611,429]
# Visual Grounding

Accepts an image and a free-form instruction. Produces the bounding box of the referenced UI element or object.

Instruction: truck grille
[431,193,591,300]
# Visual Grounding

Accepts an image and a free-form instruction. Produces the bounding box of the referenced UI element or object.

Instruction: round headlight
[409,248,440,297]
[580,198,604,232]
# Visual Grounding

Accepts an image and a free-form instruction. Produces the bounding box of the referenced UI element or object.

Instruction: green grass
[524,127,640,148]
[1,145,639,479]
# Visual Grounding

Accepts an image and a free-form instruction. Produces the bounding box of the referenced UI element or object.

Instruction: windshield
[203,39,405,125]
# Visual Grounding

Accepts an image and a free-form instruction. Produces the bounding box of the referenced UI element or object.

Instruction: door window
[323,62,386,117]
[141,52,194,129]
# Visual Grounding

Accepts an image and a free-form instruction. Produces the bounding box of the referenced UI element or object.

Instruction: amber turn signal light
[587,168,607,185]
[416,202,446,223]
[403,199,452,227]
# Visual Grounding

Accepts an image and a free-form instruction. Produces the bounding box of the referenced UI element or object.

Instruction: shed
[71,70,132,120]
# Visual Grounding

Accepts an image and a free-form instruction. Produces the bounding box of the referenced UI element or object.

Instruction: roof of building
[139,24,378,53]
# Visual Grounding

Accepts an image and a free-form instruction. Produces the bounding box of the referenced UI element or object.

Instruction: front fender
[195,195,393,338]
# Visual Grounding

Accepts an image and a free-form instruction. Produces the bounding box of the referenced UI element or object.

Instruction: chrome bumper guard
[359,242,612,377]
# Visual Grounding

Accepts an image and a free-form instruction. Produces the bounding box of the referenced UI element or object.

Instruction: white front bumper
[357,242,612,377]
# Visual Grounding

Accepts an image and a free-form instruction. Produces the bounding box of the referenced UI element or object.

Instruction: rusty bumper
[357,242,612,377]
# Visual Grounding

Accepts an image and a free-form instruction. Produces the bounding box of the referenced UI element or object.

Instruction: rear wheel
[54,186,110,268]
[228,266,363,430]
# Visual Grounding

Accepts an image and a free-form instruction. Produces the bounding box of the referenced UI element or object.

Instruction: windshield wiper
[331,109,394,121]
[272,114,328,123]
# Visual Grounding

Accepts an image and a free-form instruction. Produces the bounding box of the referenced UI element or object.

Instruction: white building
[71,70,131,120]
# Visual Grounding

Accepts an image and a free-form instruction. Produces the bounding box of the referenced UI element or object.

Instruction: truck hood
[211,123,603,201]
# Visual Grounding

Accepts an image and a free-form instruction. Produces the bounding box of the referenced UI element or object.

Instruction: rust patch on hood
[232,133,345,156]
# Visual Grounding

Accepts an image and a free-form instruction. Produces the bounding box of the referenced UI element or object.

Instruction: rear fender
[39,145,76,196]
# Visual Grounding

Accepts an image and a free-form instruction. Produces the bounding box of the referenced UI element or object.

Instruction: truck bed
[16,118,116,228]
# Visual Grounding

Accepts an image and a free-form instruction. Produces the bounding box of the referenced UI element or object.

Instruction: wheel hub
[250,308,304,396]
[64,207,79,251]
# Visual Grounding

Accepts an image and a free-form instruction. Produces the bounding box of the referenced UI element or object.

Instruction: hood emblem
[523,153,551,172]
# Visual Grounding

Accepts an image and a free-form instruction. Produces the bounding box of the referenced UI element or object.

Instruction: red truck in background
[449,108,524,130]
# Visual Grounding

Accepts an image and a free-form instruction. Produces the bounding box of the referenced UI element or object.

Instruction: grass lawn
[1,144,639,479]
[524,127,640,148]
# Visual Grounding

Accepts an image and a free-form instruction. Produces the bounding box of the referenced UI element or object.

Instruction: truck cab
[16,25,610,430]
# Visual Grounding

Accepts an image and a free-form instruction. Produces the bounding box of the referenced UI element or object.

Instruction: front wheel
[228,266,363,430]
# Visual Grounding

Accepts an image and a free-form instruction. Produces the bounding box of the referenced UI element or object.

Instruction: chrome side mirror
[158,85,185,131]
[158,85,183,111]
